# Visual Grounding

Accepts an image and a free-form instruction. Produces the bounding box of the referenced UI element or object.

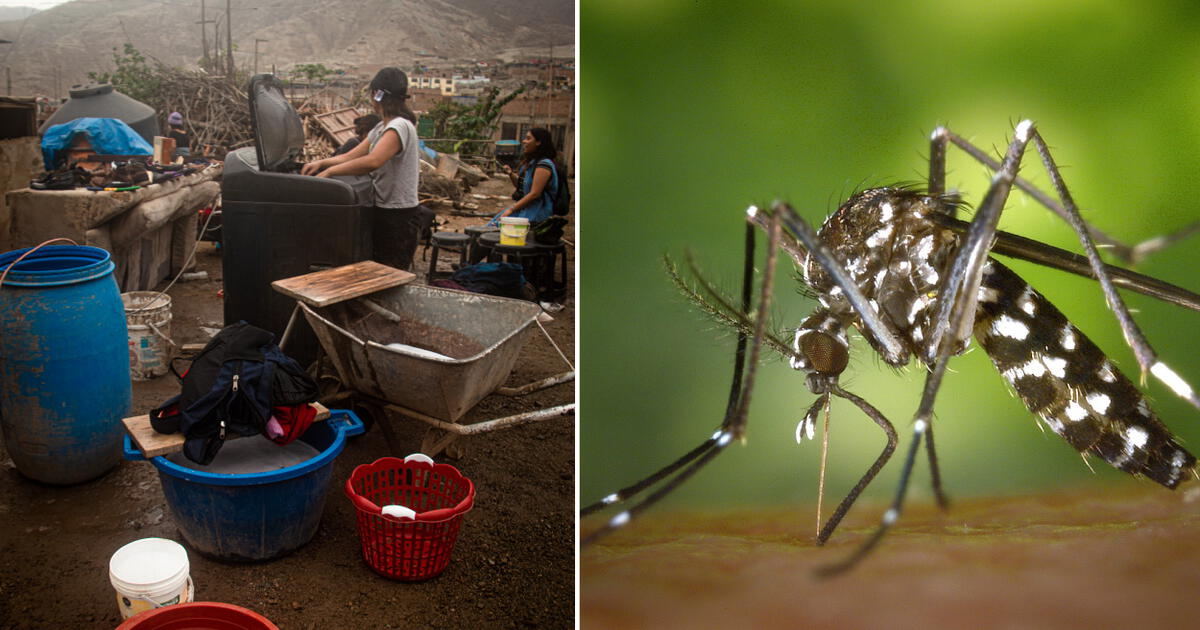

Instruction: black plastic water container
[221,74,371,364]
[39,83,159,143]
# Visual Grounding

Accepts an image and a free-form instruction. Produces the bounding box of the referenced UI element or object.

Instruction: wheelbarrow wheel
[421,427,466,459]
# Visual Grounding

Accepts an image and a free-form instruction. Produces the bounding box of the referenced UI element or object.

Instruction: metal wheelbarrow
[274,261,574,456]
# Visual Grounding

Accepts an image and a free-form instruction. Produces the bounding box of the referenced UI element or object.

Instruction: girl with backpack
[492,127,559,225]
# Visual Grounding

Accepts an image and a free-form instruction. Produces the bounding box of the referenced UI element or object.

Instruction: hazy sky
[0,0,70,9]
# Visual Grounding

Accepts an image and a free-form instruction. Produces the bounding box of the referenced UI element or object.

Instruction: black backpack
[150,321,318,465]
[550,160,570,216]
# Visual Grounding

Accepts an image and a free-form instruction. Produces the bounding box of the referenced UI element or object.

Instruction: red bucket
[116,602,277,629]
[345,454,475,581]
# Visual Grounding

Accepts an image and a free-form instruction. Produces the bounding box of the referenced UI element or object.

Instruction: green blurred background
[579,1,1200,514]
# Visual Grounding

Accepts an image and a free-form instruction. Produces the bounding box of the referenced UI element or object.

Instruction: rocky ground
[0,176,575,629]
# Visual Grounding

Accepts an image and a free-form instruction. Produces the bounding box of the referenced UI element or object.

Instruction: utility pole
[254,38,267,75]
[225,0,233,78]
[198,0,214,71]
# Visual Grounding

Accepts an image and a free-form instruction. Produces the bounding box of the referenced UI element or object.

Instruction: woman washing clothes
[301,68,422,270]
[492,127,559,226]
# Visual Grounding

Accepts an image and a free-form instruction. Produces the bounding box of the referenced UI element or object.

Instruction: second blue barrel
[0,245,131,484]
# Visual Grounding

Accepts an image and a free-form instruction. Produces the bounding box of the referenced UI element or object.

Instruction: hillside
[0,0,574,97]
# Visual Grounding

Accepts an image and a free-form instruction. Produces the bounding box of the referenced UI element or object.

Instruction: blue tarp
[41,117,153,168]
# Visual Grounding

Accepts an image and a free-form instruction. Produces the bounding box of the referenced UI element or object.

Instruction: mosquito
[581,120,1200,575]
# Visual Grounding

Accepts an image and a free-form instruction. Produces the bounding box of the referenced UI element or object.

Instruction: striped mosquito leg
[928,126,949,197]
[1027,129,1200,412]
[975,259,1196,487]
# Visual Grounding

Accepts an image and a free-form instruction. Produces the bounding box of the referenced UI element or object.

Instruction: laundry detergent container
[123,410,364,561]
[221,74,371,365]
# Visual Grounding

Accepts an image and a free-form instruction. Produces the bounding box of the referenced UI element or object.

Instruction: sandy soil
[0,176,575,629]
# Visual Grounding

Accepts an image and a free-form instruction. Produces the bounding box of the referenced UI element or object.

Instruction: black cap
[369,67,408,98]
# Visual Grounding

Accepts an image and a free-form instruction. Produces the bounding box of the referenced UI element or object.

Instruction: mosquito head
[792,311,850,393]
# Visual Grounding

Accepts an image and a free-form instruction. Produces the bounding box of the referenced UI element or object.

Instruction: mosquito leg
[581,211,783,543]
[928,125,949,197]
[814,386,898,545]
[944,128,1200,265]
[924,420,950,510]
[772,201,909,364]
[1029,130,1200,410]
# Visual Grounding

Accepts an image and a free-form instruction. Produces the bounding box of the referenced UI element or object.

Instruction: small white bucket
[499,217,530,246]
[122,291,173,380]
[109,537,194,619]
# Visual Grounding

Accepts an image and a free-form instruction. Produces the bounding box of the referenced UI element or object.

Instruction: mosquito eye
[800,331,849,375]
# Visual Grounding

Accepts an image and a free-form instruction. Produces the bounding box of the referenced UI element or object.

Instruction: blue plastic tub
[124,410,364,561]
[0,244,131,484]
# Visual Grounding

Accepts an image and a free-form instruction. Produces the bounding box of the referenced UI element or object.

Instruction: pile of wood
[152,71,253,154]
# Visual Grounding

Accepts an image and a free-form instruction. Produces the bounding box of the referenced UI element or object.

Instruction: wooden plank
[271,260,416,308]
[123,402,331,458]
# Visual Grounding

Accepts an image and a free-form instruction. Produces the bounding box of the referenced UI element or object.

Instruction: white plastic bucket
[121,291,173,380]
[109,537,194,619]
[499,217,529,246]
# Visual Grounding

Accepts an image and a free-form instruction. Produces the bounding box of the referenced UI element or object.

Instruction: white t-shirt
[366,116,420,209]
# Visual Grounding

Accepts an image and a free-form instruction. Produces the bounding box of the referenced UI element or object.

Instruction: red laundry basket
[345,454,475,581]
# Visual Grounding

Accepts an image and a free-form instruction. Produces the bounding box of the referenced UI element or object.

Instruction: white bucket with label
[109,537,194,619]
[499,217,530,246]
[122,291,173,380]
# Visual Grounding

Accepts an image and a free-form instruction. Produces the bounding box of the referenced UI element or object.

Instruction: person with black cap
[167,111,191,158]
[301,67,422,270]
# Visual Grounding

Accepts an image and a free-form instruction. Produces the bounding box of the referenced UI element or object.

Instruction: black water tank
[38,84,159,143]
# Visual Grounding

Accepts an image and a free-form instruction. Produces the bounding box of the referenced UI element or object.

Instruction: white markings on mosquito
[602,493,619,505]
[978,286,1000,303]
[1064,400,1089,422]
[882,507,899,525]
[1015,119,1034,142]
[610,511,631,528]
[1043,356,1068,378]
[1172,450,1188,469]
[1136,398,1152,417]
[746,205,759,219]
[1003,357,1047,381]
[1060,326,1077,351]
[796,414,816,444]
[1041,415,1065,433]
[879,201,894,221]
[922,266,939,285]
[1151,361,1195,399]
[716,431,734,447]
[913,418,928,434]
[1085,392,1111,415]
[1017,286,1037,316]
[916,234,935,260]
[931,126,947,141]
[1098,361,1117,383]
[991,314,1030,340]
[866,223,894,248]
[1124,426,1149,453]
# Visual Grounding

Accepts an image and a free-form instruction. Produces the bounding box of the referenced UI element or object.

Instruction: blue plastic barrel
[124,410,364,561]
[0,245,131,484]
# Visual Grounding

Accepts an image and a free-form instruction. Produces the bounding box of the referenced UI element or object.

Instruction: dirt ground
[0,176,575,629]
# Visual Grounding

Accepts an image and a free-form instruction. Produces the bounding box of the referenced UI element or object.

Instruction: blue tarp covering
[418,139,438,162]
[41,117,153,168]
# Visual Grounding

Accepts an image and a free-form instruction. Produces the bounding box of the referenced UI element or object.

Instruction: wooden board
[270,260,416,308]
[123,402,330,458]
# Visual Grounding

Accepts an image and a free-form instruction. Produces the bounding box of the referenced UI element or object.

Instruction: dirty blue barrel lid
[0,245,115,287]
